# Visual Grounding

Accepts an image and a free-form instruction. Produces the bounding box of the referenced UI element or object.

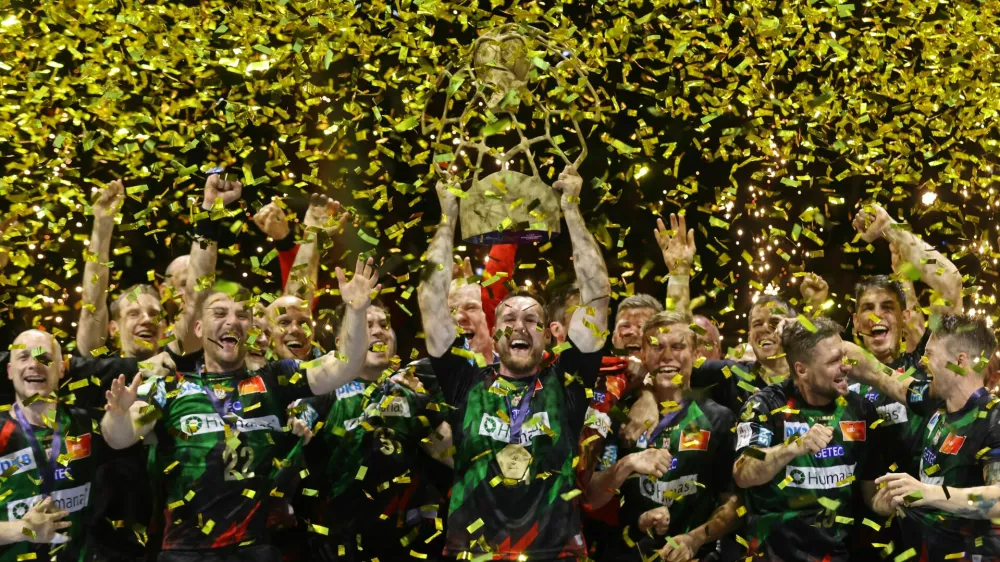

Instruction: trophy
[422,24,603,245]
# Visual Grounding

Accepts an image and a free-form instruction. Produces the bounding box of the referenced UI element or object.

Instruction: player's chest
[850,384,908,426]
[462,383,565,449]
[166,384,284,444]
[782,415,868,461]
[918,411,985,484]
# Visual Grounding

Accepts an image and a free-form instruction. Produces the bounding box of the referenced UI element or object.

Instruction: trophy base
[460,171,562,246]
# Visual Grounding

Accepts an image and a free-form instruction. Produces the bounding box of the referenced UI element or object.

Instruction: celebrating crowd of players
[2,167,1000,562]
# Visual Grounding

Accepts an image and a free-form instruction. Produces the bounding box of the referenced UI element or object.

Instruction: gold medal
[496,443,532,484]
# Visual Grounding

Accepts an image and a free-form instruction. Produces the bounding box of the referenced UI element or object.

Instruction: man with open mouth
[845,314,1000,560]
[418,166,610,561]
[99,255,381,562]
[732,318,885,562]
[0,330,120,562]
[587,311,742,561]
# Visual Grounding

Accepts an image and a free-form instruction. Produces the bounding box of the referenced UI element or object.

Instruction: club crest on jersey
[679,430,710,452]
[213,387,229,400]
[238,375,267,396]
[939,433,966,455]
[839,421,867,441]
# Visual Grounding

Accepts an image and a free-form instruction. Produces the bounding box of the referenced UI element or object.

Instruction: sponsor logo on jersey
[377,396,411,418]
[178,414,282,436]
[784,464,856,489]
[584,407,612,438]
[758,427,773,447]
[238,375,267,396]
[639,474,698,506]
[814,446,845,460]
[592,391,607,405]
[939,433,967,455]
[7,483,91,542]
[840,421,867,441]
[865,391,880,402]
[54,466,73,481]
[478,412,551,446]
[920,472,944,486]
[848,383,861,394]
[176,381,203,399]
[0,447,36,475]
[922,446,937,468]
[910,384,928,403]
[597,444,618,470]
[66,433,91,460]
[876,402,907,425]
[336,381,366,400]
[784,421,810,439]
[679,430,710,452]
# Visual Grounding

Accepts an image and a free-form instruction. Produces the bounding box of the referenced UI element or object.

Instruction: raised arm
[854,203,962,315]
[842,341,914,405]
[798,273,830,317]
[890,240,927,351]
[0,215,16,272]
[556,166,610,353]
[100,373,155,449]
[306,256,380,395]
[654,213,695,314]
[169,174,242,356]
[285,194,349,304]
[733,424,833,488]
[77,180,125,356]
[418,181,460,358]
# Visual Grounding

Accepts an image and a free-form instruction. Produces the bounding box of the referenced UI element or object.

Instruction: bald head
[267,295,314,360]
[693,315,722,361]
[8,329,64,401]
[161,255,191,315]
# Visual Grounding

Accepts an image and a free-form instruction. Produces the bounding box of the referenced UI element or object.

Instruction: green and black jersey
[736,379,882,562]
[429,338,602,561]
[615,398,737,560]
[297,360,444,534]
[0,406,103,562]
[897,381,1000,559]
[144,359,312,550]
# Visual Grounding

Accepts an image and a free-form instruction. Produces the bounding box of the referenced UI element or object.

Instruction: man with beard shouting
[99,256,381,562]
[418,165,610,561]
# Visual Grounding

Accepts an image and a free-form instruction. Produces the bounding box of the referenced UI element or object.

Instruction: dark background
[1,0,998,366]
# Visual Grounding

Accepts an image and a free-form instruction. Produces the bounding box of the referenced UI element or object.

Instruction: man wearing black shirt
[418,166,611,560]
[848,314,1000,559]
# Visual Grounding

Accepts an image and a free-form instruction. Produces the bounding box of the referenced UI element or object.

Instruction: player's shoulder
[748,381,787,409]
[700,398,737,426]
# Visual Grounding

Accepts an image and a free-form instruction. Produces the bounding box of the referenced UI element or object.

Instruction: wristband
[275,235,297,252]
[193,217,222,243]
[668,274,691,281]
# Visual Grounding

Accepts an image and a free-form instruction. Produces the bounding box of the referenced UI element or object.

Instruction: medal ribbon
[505,375,540,444]
[646,401,690,446]
[13,404,63,496]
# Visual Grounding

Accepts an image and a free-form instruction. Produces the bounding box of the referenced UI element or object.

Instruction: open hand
[253,200,291,240]
[337,256,381,310]
[105,374,141,417]
[654,214,695,275]
[20,497,72,544]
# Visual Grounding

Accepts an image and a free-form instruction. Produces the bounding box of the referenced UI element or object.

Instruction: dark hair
[932,314,998,368]
[615,293,664,323]
[494,290,548,326]
[782,317,844,373]
[854,275,906,311]
[110,284,161,321]
[752,295,797,319]
[545,284,580,328]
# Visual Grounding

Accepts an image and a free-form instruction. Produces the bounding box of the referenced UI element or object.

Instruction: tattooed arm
[557,166,611,354]
[874,463,1000,519]
[418,181,459,358]
[854,203,963,315]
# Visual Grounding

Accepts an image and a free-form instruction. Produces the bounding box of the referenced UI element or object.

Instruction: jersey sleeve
[711,409,738,494]
[734,396,778,456]
[428,338,480,406]
[265,359,315,407]
[558,345,606,429]
[856,399,886,481]
[905,378,938,417]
